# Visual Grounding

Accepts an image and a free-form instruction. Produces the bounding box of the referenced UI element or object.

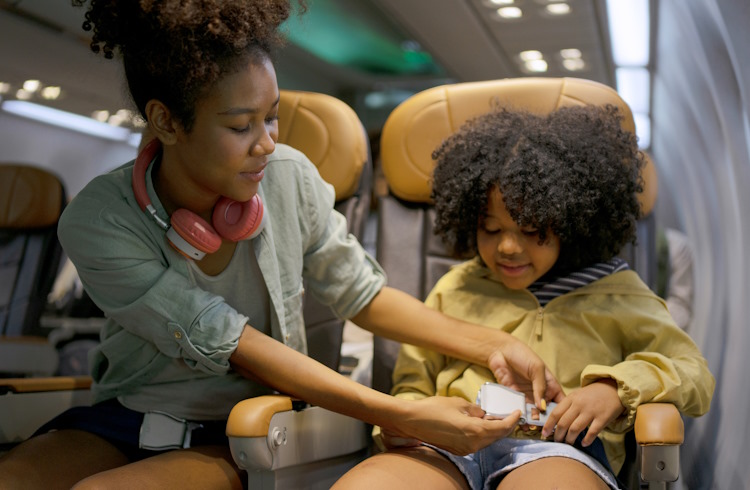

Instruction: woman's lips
[241,169,265,182]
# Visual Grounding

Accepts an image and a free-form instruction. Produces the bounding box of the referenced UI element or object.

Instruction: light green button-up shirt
[59,144,385,413]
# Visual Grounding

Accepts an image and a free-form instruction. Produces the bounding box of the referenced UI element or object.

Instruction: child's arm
[555,294,714,440]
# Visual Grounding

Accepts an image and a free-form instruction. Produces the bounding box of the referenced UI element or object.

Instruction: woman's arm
[229,325,521,456]
[351,286,563,407]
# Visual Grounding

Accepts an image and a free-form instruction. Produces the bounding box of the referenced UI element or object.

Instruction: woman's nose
[252,127,277,156]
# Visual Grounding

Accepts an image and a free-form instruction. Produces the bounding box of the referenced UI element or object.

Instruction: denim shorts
[432,433,622,490]
[33,398,229,462]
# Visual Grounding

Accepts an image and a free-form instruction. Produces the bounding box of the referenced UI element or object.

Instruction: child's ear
[144,99,178,146]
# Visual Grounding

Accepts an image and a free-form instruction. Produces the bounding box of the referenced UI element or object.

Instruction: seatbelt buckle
[476,382,557,426]
[139,410,203,450]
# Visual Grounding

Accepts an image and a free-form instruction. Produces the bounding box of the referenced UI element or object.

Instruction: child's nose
[497,232,523,254]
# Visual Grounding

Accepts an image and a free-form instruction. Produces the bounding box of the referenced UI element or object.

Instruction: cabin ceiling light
[489,0,515,5]
[41,86,61,100]
[545,3,571,15]
[519,50,543,61]
[92,110,110,122]
[524,59,548,72]
[560,48,582,59]
[22,80,41,93]
[16,89,33,100]
[0,82,11,94]
[562,58,585,71]
[497,7,523,18]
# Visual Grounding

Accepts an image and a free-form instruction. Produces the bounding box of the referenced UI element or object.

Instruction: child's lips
[499,263,529,276]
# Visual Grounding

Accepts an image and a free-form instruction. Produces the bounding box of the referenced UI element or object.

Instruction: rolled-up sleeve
[296,161,386,320]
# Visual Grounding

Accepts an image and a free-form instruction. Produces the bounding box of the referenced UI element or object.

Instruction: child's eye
[483,226,501,234]
[522,229,539,237]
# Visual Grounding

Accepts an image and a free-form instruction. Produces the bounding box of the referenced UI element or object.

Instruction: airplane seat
[277,89,372,372]
[0,164,66,377]
[375,77,681,490]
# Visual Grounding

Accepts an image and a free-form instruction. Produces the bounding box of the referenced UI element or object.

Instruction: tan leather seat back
[380,77,655,215]
[278,90,372,371]
[0,164,65,339]
[279,90,369,202]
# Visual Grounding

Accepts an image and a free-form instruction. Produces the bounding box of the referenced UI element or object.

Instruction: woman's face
[477,187,560,289]
[167,56,280,211]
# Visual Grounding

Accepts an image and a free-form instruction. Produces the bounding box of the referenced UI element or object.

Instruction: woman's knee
[0,430,128,490]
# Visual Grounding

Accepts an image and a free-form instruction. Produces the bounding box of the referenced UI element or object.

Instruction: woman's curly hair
[71,0,306,131]
[431,104,645,276]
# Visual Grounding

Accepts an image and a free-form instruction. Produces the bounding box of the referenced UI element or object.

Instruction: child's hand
[541,378,625,447]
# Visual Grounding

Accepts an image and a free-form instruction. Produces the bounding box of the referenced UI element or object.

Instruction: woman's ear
[144,99,178,146]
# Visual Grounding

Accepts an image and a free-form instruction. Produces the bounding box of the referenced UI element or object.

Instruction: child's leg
[332,446,471,490]
[496,457,610,490]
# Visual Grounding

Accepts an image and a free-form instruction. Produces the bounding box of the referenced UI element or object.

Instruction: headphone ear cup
[212,195,265,242]
[168,208,223,259]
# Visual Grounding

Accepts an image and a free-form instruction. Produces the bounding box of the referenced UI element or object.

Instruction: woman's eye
[265,114,279,125]
[231,124,250,133]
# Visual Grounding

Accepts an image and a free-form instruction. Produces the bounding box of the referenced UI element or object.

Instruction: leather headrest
[278,90,369,201]
[380,77,657,215]
[0,164,63,228]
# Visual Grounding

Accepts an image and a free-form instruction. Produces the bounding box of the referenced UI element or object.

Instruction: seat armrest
[227,395,368,472]
[634,403,684,445]
[634,403,683,484]
[0,376,92,395]
[0,376,93,444]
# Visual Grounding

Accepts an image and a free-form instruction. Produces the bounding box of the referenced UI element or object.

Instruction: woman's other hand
[488,342,565,410]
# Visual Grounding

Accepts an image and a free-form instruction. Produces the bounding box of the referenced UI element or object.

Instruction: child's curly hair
[72,0,306,131]
[431,104,645,276]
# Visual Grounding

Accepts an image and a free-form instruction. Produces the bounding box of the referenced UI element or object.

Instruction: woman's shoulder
[62,161,136,222]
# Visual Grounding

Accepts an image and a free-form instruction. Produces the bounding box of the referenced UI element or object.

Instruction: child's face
[167,56,280,209]
[477,188,560,289]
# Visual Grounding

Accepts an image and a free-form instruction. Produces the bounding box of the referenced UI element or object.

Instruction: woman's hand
[488,342,565,408]
[379,396,522,456]
[541,378,625,446]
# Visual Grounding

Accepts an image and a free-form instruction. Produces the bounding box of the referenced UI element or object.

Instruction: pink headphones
[132,139,266,260]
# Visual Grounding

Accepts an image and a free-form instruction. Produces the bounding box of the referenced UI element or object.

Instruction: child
[333,105,714,490]
[0,2,558,488]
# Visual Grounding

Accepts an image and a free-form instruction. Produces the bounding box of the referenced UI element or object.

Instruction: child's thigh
[496,456,610,490]
[71,445,244,490]
[333,446,470,490]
